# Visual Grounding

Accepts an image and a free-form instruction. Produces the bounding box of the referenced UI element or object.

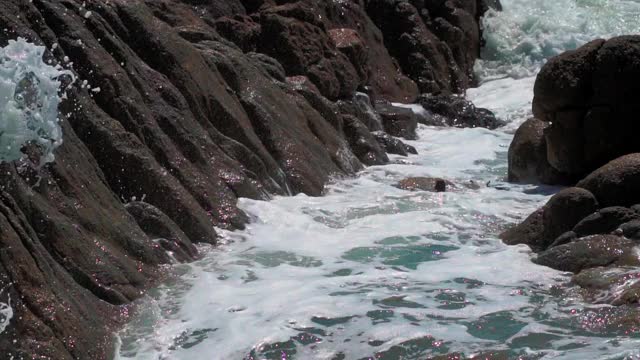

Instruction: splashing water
[0,285,12,335]
[117,1,640,359]
[0,38,73,165]
[477,0,640,80]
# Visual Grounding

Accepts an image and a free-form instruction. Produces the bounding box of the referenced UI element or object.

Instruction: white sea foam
[0,285,13,335]
[0,38,73,165]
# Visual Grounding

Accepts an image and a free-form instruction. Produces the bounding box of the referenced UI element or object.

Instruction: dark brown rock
[417,94,505,129]
[534,235,637,273]
[125,201,199,262]
[342,115,389,166]
[508,118,570,184]
[375,101,419,140]
[542,188,600,248]
[372,132,418,156]
[396,177,449,192]
[526,36,640,182]
[501,188,599,251]
[572,207,640,238]
[577,154,640,207]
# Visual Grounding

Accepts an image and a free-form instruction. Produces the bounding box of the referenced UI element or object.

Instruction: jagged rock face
[510,35,640,184]
[0,0,494,358]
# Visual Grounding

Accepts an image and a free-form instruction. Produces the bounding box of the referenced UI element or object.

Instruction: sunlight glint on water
[116,0,640,359]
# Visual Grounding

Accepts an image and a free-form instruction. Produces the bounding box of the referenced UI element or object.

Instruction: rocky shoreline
[503,36,640,321]
[0,1,500,358]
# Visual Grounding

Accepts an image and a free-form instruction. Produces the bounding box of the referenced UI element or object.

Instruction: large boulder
[501,188,599,251]
[576,153,640,207]
[515,36,640,184]
[507,118,570,184]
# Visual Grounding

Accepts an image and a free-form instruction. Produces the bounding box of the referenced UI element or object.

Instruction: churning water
[116,1,640,359]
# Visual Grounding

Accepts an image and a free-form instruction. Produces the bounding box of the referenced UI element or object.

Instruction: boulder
[342,115,389,166]
[534,235,637,273]
[396,177,449,192]
[620,220,640,240]
[507,118,571,184]
[372,132,418,156]
[524,36,640,182]
[577,154,640,207]
[500,208,545,250]
[501,188,598,251]
[375,101,419,140]
[417,94,505,129]
[572,206,640,238]
[542,188,600,248]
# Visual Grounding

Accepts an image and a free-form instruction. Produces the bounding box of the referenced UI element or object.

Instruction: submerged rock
[396,177,449,192]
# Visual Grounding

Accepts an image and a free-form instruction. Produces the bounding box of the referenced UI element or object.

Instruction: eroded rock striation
[0,0,496,358]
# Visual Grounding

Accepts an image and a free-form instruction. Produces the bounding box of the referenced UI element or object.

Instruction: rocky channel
[0,0,500,358]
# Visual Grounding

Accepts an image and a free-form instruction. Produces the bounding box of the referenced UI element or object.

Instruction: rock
[620,220,640,240]
[572,207,640,238]
[328,28,369,82]
[534,235,637,273]
[530,36,640,181]
[365,0,491,93]
[417,94,505,129]
[372,132,417,156]
[577,154,640,207]
[500,208,545,250]
[125,201,199,262]
[549,231,578,248]
[342,115,389,166]
[396,177,449,192]
[213,15,261,52]
[507,118,571,184]
[375,101,419,140]
[337,93,384,132]
[501,187,598,251]
[541,188,600,248]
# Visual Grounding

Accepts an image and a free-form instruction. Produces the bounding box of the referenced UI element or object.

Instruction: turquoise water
[116,1,640,359]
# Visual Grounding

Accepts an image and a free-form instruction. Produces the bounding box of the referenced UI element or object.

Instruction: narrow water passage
[117,0,640,359]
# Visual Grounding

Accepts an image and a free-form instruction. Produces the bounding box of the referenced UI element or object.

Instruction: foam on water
[0,38,73,165]
[477,0,640,80]
[117,1,640,359]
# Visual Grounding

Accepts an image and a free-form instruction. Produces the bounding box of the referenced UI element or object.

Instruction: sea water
[117,1,640,359]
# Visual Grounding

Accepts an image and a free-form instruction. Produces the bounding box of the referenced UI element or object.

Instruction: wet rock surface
[511,36,640,184]
[534,235,637,273]
[0,1,495,356]
[396,177,450,192]
[417,94,505,129]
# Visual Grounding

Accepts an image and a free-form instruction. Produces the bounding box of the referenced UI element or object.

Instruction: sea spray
[0,38,74,165]
[477,0,640,81]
